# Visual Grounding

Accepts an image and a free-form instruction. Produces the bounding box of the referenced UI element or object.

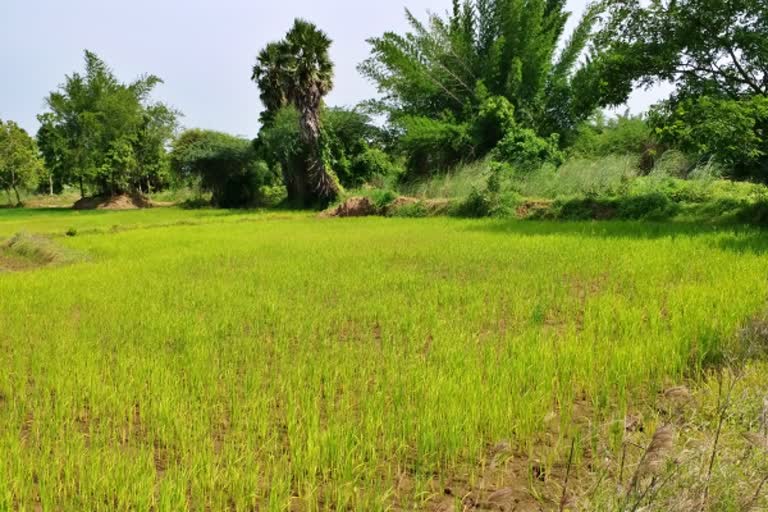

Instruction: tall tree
[0,120,43,205]
[598,0,768,99]
[252,19,340,206]
[595,0,768,179]
[359,0,609,145]
[37,51,178,198]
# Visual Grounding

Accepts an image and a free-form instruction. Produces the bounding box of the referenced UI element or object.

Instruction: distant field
[1,209,767,510]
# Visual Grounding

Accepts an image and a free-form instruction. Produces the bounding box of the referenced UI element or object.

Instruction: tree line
[1,0,765,207]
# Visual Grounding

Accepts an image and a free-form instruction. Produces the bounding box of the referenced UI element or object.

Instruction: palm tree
[252,19,339,205]
[252,42,290,126]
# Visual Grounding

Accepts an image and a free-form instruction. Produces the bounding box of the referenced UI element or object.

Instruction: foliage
[649,95,768,180]
[36,51,178,198]
[348,147,402,188]
[599,0,768,99]
[397,114,474,176]
[570,113,655,158]
[253,19,340,205]
[0,120,43,205]
[257,106,394,190]
[2,209,768,509]
[492,128,564,171]
[361,0,616,174]
[170,129,274,208]
[399,159,490,199]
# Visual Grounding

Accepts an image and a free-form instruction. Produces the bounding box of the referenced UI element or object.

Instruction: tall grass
[399,160,490,199]
[510,155,639,198]
[1,211,768,509]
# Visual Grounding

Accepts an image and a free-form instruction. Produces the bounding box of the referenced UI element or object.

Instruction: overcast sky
[0,0,669,138]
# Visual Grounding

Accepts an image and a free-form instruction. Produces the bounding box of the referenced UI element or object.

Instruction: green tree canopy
[36,51,178,198]
[0,120,43,205]
[596,0,768,179]
[359,0,613,156]
[257,106,388,189]
[170,129,274,208]
[599,0,768,99]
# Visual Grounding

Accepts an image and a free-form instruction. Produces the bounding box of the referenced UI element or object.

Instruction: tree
[0,120,43,205]
[598,0,768,99]
[170,129,274,208]
[595,0,768,179]
[359,0,613,174]
[649,95,768,179]
[257,105,388,190]
[36,51,178,198]
[252,19,340,206]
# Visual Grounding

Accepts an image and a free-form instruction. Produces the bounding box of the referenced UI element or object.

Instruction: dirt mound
[322,196,456,218]
[0,233,85,272]
[388,196,419,209]
[321,196,377,218]
[516,199,554,219]
[73,194,153,210]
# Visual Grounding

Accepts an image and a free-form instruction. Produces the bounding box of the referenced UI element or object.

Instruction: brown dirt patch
[321,196,456,218]
[388,196,420,209]
[321,196,377,218]
[516,200,554,219]
[0,253,37,272]
[73,194,153,210]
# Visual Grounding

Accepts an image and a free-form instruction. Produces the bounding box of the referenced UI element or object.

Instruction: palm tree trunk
[298,103,338,204]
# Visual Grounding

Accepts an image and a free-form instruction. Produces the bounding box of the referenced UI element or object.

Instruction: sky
[0,0,670,138]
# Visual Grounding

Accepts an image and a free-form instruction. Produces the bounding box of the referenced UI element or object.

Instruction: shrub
[455,187,520,218]
[369,189,398,210]
[391,201,429,218]
[258,185,288,207]
[555,196,619,220]
[349,148,402,187]
[471,94,517,155]
[493,128,564,171]
[736,200,768,225]
[651,150,693,178]
[617,192,678,220]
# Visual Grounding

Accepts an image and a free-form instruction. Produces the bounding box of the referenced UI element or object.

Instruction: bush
[493,128,564,171]
[391,201,429,218]
[455,187,521,218]
[258,185,288,207]
[369,188,398,210]
[555,197,619,220]
[617,192,678,220]
[736,200,768,225]
[348,148,402,187]
[471,94,517,155]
